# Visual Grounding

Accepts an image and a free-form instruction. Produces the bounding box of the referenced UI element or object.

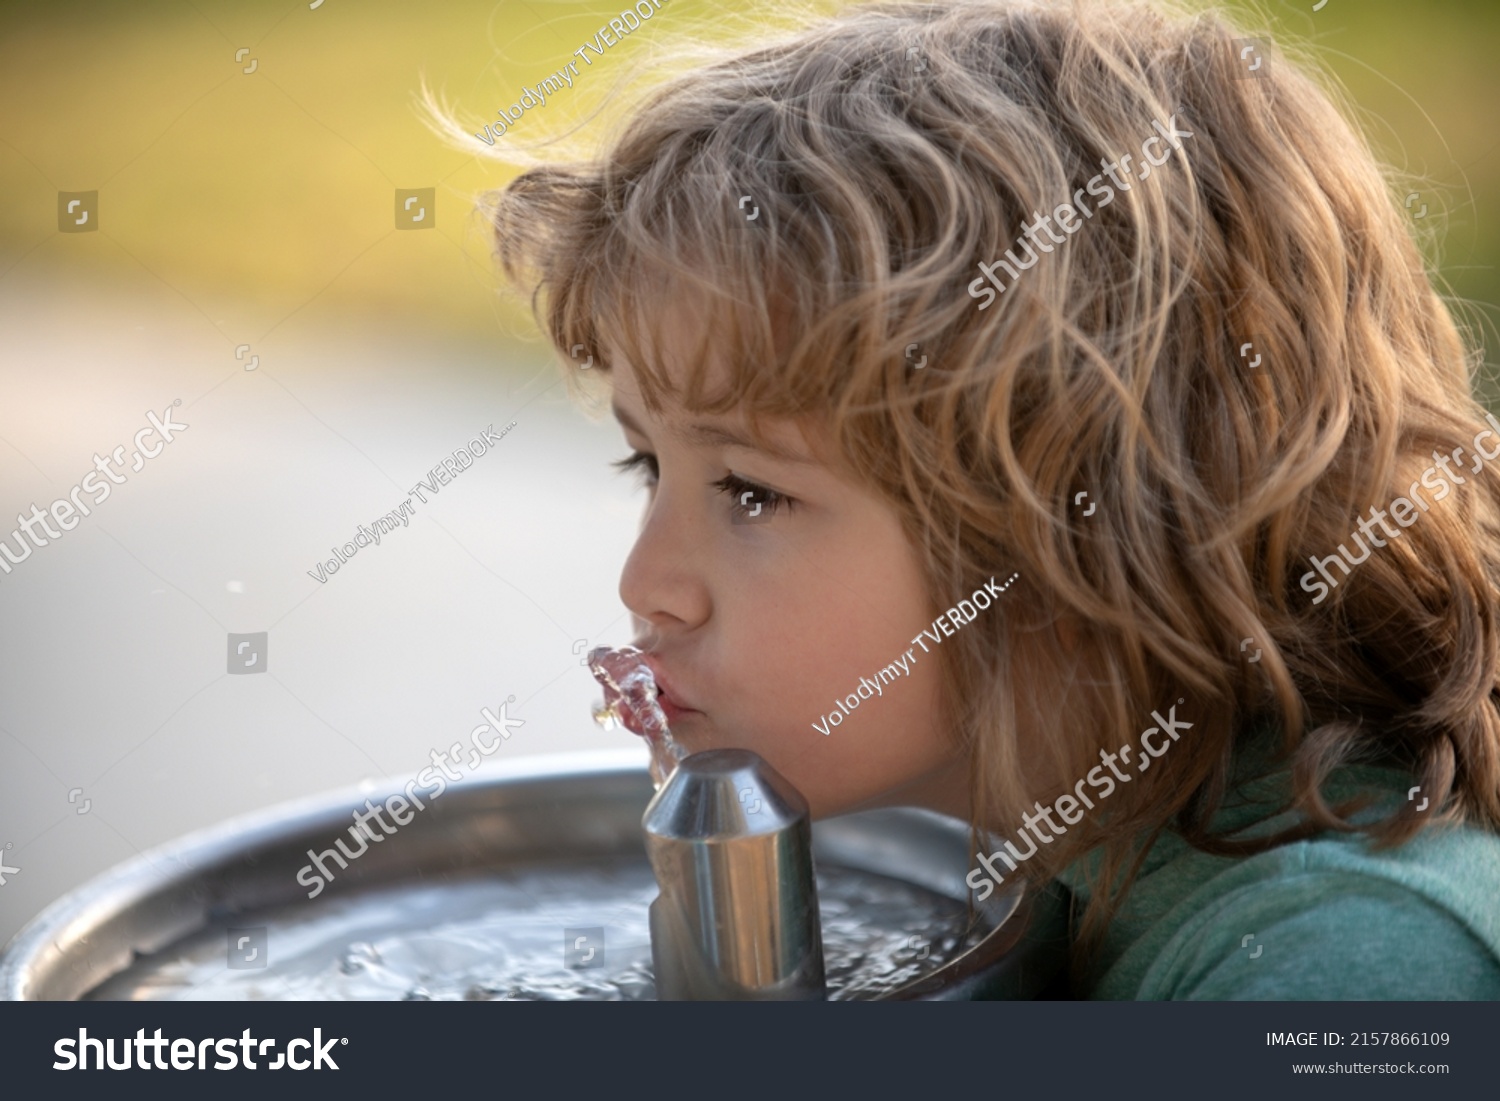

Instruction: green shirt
[1057,738,1500,999]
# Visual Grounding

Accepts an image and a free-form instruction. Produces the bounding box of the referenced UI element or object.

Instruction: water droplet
[587,645,686,787]
[338,941,380,974]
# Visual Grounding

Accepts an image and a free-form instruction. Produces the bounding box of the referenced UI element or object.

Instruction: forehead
[596,256,810,393]
[609,382,821,467]
[601,267,741,382]
[599,274,832,463]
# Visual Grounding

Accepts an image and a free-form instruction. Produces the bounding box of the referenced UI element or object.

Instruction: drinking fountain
[0,748,1068,1001]
[644,748,826,999]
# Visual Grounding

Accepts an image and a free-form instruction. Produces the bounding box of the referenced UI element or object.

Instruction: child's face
[606,332,969,821]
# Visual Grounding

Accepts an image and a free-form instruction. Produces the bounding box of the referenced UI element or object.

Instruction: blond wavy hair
[424,0,1500,960]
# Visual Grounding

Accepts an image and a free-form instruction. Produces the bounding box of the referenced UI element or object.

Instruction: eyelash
[611,450,793,519]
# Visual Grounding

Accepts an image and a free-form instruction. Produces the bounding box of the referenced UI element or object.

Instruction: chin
[661,711,714,754]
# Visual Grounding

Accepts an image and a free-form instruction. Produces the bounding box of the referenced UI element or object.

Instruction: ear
[1054,613,1085,654]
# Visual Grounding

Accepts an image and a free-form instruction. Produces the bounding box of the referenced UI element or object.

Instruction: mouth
[635,648,702,724]
[656,687,699,726]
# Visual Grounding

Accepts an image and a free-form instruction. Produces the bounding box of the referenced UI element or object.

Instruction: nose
[618,486,710,641]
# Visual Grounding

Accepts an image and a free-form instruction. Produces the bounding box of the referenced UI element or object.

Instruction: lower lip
[657,690,698,725]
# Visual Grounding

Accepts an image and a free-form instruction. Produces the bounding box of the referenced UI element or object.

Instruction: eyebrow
[611,401,817,466]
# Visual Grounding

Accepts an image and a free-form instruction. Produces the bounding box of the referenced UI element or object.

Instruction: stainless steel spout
[642,748,826,1000]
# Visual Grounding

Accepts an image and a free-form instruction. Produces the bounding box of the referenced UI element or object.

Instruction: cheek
[696,491,952,815]
[728,622,954,817]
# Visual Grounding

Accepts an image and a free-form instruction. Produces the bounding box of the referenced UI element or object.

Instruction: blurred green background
[0,0,1496,385]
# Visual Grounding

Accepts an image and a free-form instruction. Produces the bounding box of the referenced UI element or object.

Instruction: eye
[712,473,793,519]
[612,450,659,488]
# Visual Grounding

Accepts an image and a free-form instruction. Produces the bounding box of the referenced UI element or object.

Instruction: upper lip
[637,649,700,712]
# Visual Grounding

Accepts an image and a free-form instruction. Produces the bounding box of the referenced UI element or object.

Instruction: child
[437,0,1500,998]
